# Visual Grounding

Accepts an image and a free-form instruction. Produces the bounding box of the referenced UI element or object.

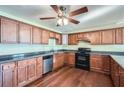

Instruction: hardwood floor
[26,66,114,87]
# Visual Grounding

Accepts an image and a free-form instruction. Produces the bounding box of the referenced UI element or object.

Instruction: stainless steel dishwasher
[43,55,53,74]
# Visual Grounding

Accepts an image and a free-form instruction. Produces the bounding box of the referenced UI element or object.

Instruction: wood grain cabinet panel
[1,62,17,87]
[56,33,62,45]
[53,53,65,70]
[0,18,18,43]
[0,65,2,87]
[101,29,115,44]
[27,59,36,81]
[49,32,56,38]
[32,27,42,44]
[41,30,49,44]
[119,66,124,87]
[90,54,110,75]
[115,28,122,44]
[19,23,32,44]
[68,34,77,45]
[17,60,28,86]
[90,31,101,44]
[122,28,124,44]
[65,52,75,66]
[36,57,43,77]
[110,58,120,87]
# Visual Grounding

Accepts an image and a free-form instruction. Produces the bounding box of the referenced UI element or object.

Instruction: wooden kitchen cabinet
[27,58,36,81]
[32,27,42,44]
[56,33,62,45]
[68,34,77,45]
[115,28,122,44]
[36,57,43,77]
[77,33,83,40]
[0,65,2,87]
[90,31,101,44]
[41,30,49,44]
[1,62,17,87]
[110,58,120,87]
[49,32,56,38]
[65,52,75,66]
[90,54,110,75]
[19,23,32,44]
[119,66,124,87]
[17,60,28,86]
[0,18,18,43]
[122,28,124,44]
[101,29,115,44]
[53,53,65,70]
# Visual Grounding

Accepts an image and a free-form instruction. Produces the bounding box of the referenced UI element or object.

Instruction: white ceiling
[0,5,124,33]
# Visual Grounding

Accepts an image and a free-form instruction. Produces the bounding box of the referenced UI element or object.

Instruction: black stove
[75,48,91,71]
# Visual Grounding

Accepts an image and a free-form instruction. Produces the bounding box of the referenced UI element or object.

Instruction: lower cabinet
[90,54,110,75]
[110,58,120,87]
[119,66,124,87]
[1,62,17,87]
[65,52,75,66]
[36,57,43,77]
[53,53,65,70]
[17,60,28,87]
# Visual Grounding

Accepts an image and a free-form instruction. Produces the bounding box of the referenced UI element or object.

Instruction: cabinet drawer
[18,60,27,67]
[2,62,16,70]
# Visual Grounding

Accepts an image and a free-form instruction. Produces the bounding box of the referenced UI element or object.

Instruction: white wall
[0,39,63,55]
[64,41,124,52]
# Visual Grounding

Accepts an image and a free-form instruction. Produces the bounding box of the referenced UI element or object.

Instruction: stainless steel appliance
[43,55,53,74]
[75,48,91,71]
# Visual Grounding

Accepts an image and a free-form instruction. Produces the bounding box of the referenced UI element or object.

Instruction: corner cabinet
[0,18,18,43]
[19,23,32,44]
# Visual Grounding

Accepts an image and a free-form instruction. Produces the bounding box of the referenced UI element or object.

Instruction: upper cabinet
[122,28,124,44]
[41,30,49,44]
[49,32,56,38]
[115,28,122,44]
[68,34,77,45]
[32,27,42,44]
[56,33,62,45]
[19,23,32,44]
[90,31,101,44]
[101,29,115,44]
[0,18,18,43]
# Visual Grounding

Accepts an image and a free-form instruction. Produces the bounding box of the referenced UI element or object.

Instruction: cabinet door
[32,27,42,44]
[49,32,56,38]
[1,18,18,43]
[27,59,36,81]
[17,60,28,86]
[122,28,124,44]
[90,54,110,74]
[68,34,77,45]
[0,65,2,87]
[101,29,115,44]
[36,57,43,77]
[119,66,124,87]
[115,28,122,44]
[90,31,101,44]
[110,58,119,87]
[1,62,17,87]
[41,30,49,44]
[19,23,32,44]
[56,33,62,45]
[53,53,65,70]
[66,52,75,66]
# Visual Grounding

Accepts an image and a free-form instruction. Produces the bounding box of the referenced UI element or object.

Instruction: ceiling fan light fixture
[57,17,68,26]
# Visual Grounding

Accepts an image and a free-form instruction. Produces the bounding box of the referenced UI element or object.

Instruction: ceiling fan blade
[50,5,59,13]
[69,7,88,17]
[40,17,56,20]
[68,18,80,24]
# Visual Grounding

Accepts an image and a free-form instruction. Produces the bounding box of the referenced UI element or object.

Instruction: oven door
[75,53,90,70]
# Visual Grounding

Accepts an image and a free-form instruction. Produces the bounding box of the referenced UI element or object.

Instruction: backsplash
[64,41,124,52]
[0,39,63,55]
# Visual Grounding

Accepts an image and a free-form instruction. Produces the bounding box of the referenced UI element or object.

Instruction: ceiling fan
[40,5,88,26]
